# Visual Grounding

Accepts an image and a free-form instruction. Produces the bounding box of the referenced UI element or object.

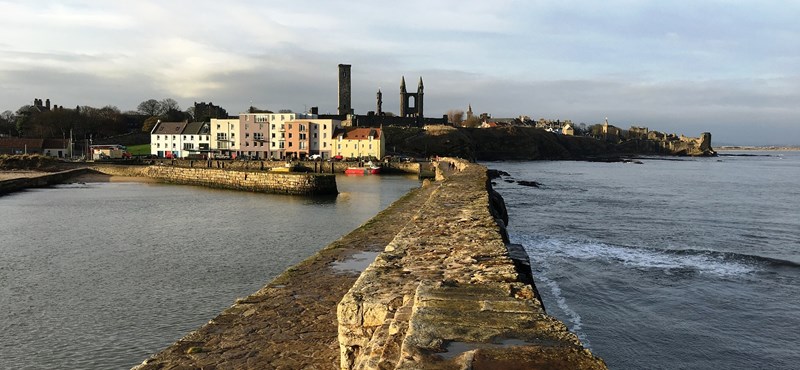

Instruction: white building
[180,122,212,158]
[151,121,189,158]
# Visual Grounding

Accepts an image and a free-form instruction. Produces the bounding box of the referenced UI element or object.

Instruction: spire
[418,76,424,89]
[400,76,406,92]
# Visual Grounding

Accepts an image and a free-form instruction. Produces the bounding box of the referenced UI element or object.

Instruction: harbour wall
[131,159,605,369]
[138,158,422,174]
[91,165,338,195]
[0,168,93,196]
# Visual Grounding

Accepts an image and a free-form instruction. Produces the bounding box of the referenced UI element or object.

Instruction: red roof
[339,127,381,140]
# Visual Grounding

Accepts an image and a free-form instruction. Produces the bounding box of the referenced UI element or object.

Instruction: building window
[314,133,318,139]
[156,135,160,140]
[271,133,276,138]
[324,142,327,148]
[289,142,293,147]
[183,135,186,140]
[272,142,276,147]
[246,133,250,138]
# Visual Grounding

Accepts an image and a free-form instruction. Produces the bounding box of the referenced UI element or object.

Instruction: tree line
[0,98,198,140]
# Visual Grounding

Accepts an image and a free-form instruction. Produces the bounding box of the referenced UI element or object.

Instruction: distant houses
[151,112,385,160]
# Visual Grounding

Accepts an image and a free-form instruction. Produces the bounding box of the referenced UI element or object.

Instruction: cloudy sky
[1,1,798,145]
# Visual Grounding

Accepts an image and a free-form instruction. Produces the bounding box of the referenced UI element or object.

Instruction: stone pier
[131,159,605,369]
[336,158,605,369]
[92,165,338,195]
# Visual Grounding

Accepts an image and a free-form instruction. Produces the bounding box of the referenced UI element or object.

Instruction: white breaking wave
[534,261,591,347]
[519,235,756,277]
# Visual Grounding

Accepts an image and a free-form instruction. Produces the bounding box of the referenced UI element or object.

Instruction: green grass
[127,144,151,156]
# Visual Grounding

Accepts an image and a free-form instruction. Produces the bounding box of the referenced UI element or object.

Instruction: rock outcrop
[384,126,715,160]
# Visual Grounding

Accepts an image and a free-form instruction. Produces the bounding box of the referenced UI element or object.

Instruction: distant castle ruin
[331,64,446,127]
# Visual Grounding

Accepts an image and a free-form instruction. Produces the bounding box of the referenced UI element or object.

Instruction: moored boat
[345,162,381,175]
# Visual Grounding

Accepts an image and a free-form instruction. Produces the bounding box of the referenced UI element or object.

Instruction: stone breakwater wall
[128,159,604,369]
[0,168,93,195]
[141,159,421,174]
[92,165,337,195]
[336,158,605,369]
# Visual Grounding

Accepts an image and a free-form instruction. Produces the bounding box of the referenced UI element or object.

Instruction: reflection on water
[0,174,418,369]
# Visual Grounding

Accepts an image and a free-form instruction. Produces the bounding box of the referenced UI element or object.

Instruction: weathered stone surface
[337,158,606,369]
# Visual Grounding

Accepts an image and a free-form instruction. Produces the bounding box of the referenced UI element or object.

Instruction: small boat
[345,162,381,175]
[270,162,297,172]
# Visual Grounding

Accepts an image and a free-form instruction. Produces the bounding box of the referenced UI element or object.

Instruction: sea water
[0,174,419,369]
[490,152,800,370]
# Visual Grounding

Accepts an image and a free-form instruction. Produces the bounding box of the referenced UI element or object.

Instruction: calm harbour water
[0,174,419,369]
[490,152,800,370]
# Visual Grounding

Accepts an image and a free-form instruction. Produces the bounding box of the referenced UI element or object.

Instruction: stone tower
[376,89,383,115]
[338,64,353,115]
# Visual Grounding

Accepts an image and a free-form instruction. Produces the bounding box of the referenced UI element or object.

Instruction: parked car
[309,154,322,160]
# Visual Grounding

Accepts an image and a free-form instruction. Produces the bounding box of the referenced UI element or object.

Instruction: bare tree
[160,98,180,112]
[447,109,465,126]
[137,99,163,116]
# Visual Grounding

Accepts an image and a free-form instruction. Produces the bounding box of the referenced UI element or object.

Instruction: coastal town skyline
[1,1,798,146]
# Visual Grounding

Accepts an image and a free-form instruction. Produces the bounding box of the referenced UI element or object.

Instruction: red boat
[345,163,381,175]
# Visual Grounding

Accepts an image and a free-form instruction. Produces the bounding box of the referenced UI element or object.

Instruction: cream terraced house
[331,127,385,160]
[210,118,240,158]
